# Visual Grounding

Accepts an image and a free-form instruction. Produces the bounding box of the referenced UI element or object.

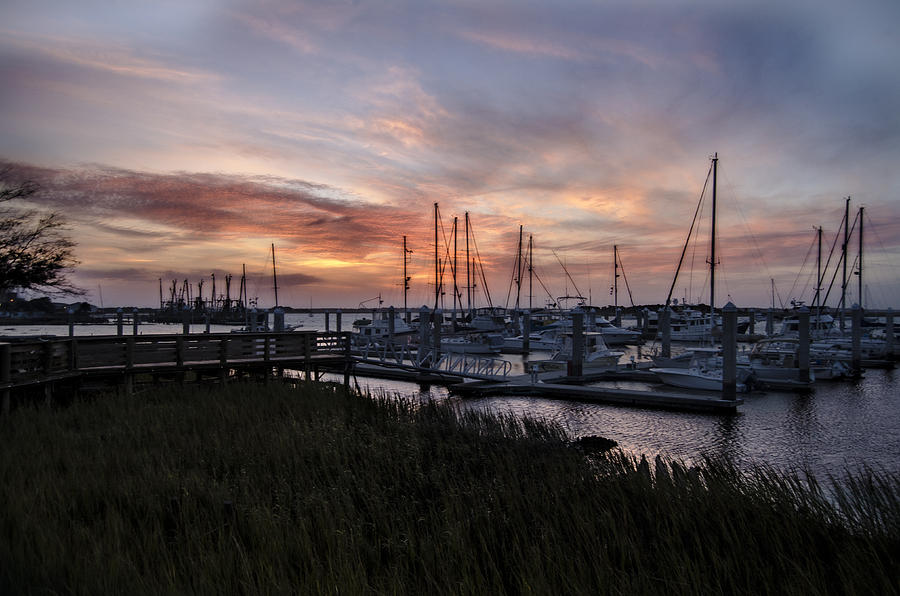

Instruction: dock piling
[852,304,862,375]
[798,307,810,383]
[659,308,671,359]
[571,310,584,378]
[722,302,737,400]
[886,309,894,360]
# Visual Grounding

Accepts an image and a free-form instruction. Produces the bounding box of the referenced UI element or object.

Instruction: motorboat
[590,316,643,345]
[440,333,504,354]
[651,350,749,392]
[532,331,623,372]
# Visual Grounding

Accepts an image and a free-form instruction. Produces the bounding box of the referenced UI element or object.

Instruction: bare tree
[1,167,81,297]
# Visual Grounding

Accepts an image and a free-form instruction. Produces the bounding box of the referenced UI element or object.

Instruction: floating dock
[451,373,742,413]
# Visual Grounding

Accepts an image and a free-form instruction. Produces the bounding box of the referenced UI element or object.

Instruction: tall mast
[271,243,279,307]
[402,236,409,315]
[709,152,718,325]
[159,278,164,310]
[841,197,850,312]
[453,216,458,320]
[465,212,471,315]
[434,202,440,310]
[241,264,248,309]
[613,245,619,310]
[840,197,850,329]
[815,226,822,319]
[515,225,523,311]
[858,206,864,308]
[528,234,534,311]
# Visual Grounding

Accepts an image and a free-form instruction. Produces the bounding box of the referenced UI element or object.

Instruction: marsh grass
[1,382,898,594]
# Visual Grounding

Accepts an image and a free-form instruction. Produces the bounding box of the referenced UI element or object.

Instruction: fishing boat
[651,349,750,392]
[532,331,623,371]
[352,311,415,346]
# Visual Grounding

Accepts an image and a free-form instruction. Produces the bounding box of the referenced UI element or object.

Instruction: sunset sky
[2,0,898,310]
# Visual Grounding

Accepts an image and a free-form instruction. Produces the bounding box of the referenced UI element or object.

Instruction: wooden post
[886,309,894,361]
[343,332,351,390]
[747,309,756,336]
[336,310,342,333]
[273,307,285,332]
[433,309,442,362]
[522,312,531,353]
[851,304,862,376]
[722,302,737,400]
[205,313,211,334]
[68,338,78,371]
[642,308,650,335]
[325,312,330,332]
[766,308,775,337]
[659,308,671,359]
[132,308,139,335]
[571,311,584,378]
[419,307,430,366]
[68,311,75,337]
[614,307,622,328]
[182,309,190,335]
[116,308,124,336]
[176,337,185,367]
[304,333,312,381]
[219,338,229,384]
[798,307,810,383]
[42,342,53,406]
[125,337,135,395]
[1,343,11,415]
[388,306,395,342]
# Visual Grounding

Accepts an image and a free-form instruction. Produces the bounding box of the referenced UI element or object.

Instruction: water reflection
[343,367,900,479]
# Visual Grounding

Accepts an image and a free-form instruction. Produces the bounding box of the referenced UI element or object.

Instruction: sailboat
[661,153,722,343]
[232,244,302,332]
[652,153,736,390]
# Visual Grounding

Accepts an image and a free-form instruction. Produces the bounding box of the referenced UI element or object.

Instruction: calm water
[4,313,898,478]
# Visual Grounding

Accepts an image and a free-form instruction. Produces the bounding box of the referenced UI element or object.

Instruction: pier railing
[353,339,511,379]
[0,331,350,393]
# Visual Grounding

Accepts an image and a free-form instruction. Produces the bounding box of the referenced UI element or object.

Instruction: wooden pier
[0,331,351,410]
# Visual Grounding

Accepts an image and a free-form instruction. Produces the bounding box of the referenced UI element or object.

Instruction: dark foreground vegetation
[1,383,898,595]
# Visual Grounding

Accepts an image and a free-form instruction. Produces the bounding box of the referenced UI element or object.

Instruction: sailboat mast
[271,243,279,307]
[241,264,248,309]
[613,245,619,310]
[858,206,864,308]
[515,225,523,311]
[403,235,409,315]
[709,152,718,324]
[434,202,440,310]
[528,234,534,311]
[815,226,822,319]
[841,197,850,315]
[453,216,459,319]
[465,212,471,316]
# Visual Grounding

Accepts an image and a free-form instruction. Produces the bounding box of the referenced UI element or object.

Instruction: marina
[3,305,897,479]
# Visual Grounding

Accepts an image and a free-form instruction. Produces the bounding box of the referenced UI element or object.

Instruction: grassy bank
[1,383,898,594]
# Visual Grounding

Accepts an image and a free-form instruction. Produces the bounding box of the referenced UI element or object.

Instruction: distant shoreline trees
[0,166,81,302]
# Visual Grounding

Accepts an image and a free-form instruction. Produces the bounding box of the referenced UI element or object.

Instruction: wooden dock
[451,373,742,413]
[0,331,351,409]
